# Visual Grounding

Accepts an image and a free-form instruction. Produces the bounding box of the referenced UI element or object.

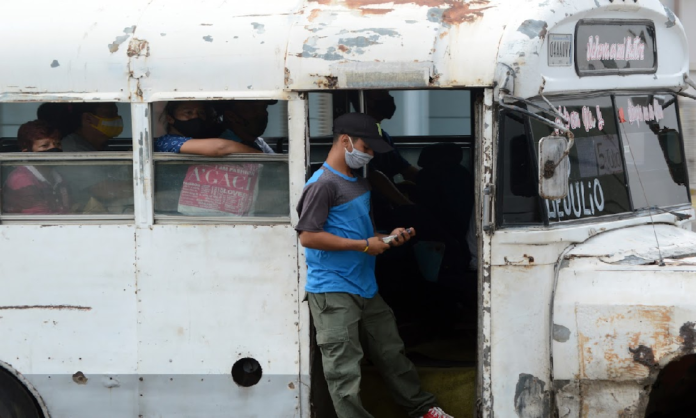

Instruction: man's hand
[366,236,390,255]
[387,227,416,247]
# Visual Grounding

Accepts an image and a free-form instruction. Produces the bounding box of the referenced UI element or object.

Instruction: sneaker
[420,406,454,418]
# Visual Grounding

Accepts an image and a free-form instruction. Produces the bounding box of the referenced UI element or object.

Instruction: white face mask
[344,137,373,169]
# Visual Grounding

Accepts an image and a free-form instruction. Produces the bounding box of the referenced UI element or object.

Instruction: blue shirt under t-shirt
[295,163,377,298]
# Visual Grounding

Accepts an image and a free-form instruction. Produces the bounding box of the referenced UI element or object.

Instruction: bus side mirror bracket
[538,135,571,200]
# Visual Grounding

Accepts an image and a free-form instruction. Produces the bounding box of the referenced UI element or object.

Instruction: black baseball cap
[333,113,393,153]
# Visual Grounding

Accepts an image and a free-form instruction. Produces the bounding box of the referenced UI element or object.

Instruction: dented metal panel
[552,225,696,417]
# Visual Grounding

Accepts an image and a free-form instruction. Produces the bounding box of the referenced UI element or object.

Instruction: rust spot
[338,44,349,52]
[127,38,150,58]
[308,8,322,21]
[360,8,392,15]
[288,382,296,389]
[679,322,696,352]
[72,371,88,385]
[315,75,338,89]
[442,0,493,25]
[428,73,440,86]
[0,305,91,311]
[284,67,293,86]
[315,0,447,6]
[629,345,657,369]
[439,31,448,39]
[578,332,591,377]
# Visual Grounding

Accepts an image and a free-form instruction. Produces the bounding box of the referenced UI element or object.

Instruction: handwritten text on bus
[546,178,605,220]
[587,35,646,62]
[554,105,605,134]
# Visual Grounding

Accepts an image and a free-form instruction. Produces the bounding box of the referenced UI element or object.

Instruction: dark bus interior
[307,89,480,418]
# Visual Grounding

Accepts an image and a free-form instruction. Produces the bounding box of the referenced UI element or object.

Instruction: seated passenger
[218,100,276,154]
[2,121,70,214]
[62,103,123,152]
[37,103,76,138]
[155,101,261,155]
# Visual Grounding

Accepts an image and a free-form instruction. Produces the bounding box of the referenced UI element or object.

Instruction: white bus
[1,1,695,417]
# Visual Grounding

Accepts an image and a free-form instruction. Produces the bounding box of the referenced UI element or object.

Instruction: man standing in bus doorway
[296,113,453,418]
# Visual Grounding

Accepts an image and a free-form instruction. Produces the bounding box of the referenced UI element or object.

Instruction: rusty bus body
[0,0,695,417]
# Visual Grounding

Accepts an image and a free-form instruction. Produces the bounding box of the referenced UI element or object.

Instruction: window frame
[151,153,291,225]
[0,151,135,224]
[495,90,693,230]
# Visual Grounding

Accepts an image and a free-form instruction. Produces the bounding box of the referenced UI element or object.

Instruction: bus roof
[0,0,689,101]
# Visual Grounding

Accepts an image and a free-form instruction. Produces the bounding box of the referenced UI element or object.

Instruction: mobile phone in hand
[382,235,398,244]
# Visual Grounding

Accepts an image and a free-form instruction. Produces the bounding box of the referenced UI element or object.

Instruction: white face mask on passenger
[344,137,373,169]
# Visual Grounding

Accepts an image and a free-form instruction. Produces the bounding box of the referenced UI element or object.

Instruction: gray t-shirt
[62,133,97,152]
[296,162,377,297]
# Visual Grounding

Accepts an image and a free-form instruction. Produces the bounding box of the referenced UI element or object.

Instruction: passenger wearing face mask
[62,103,124,152]
[154,101,261,155]
[3,120,71,214]
[296,112,453,418]
[58,102,132,213]
[218,100,276,154]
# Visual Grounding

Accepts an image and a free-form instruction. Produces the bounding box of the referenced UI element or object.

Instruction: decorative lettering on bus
[586,35,646,62]
[626,98,664,125]
[546,178,605,220]
[554,105,605,134]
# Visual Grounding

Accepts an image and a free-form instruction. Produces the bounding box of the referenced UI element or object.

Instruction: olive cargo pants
[308,292,436,418]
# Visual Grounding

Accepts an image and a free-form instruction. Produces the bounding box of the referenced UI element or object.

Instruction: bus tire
[0,363,46,418]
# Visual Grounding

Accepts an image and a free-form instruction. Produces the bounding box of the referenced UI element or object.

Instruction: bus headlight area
[1,0,695,417]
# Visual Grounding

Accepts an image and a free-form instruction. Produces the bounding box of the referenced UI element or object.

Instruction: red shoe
[420,406,454,418]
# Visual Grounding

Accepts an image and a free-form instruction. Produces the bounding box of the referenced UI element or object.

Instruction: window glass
[0,102,132,152]
[498,111,542,225]
[308,90,473,171]
[0,102,134,219]
[1,160,134,215]
[154,160,289,217]
[152,100,287,155]
[152,100,290,220]
[530,96,632,222]
[614,94,690,209]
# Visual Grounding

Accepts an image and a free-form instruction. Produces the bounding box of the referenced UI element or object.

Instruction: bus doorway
[306,89,480,418]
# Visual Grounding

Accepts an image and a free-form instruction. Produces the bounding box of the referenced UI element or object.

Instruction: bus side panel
[135,224,301,417]
[490,263,556,417]
[0,225,138,418]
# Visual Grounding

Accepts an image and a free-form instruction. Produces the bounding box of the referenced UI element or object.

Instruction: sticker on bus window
[177,163,261,216]
[575,20,657,76]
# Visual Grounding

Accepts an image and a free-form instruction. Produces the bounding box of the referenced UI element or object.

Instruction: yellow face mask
[91,115,124,138]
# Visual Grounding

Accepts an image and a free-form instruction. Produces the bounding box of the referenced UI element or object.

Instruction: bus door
[306,89,480,417]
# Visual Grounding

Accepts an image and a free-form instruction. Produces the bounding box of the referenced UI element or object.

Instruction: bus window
[614,94,691,210]
[530,95,632,222]
[152,100,290,219]
[498,111,543,226]
[0,102,134,219]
